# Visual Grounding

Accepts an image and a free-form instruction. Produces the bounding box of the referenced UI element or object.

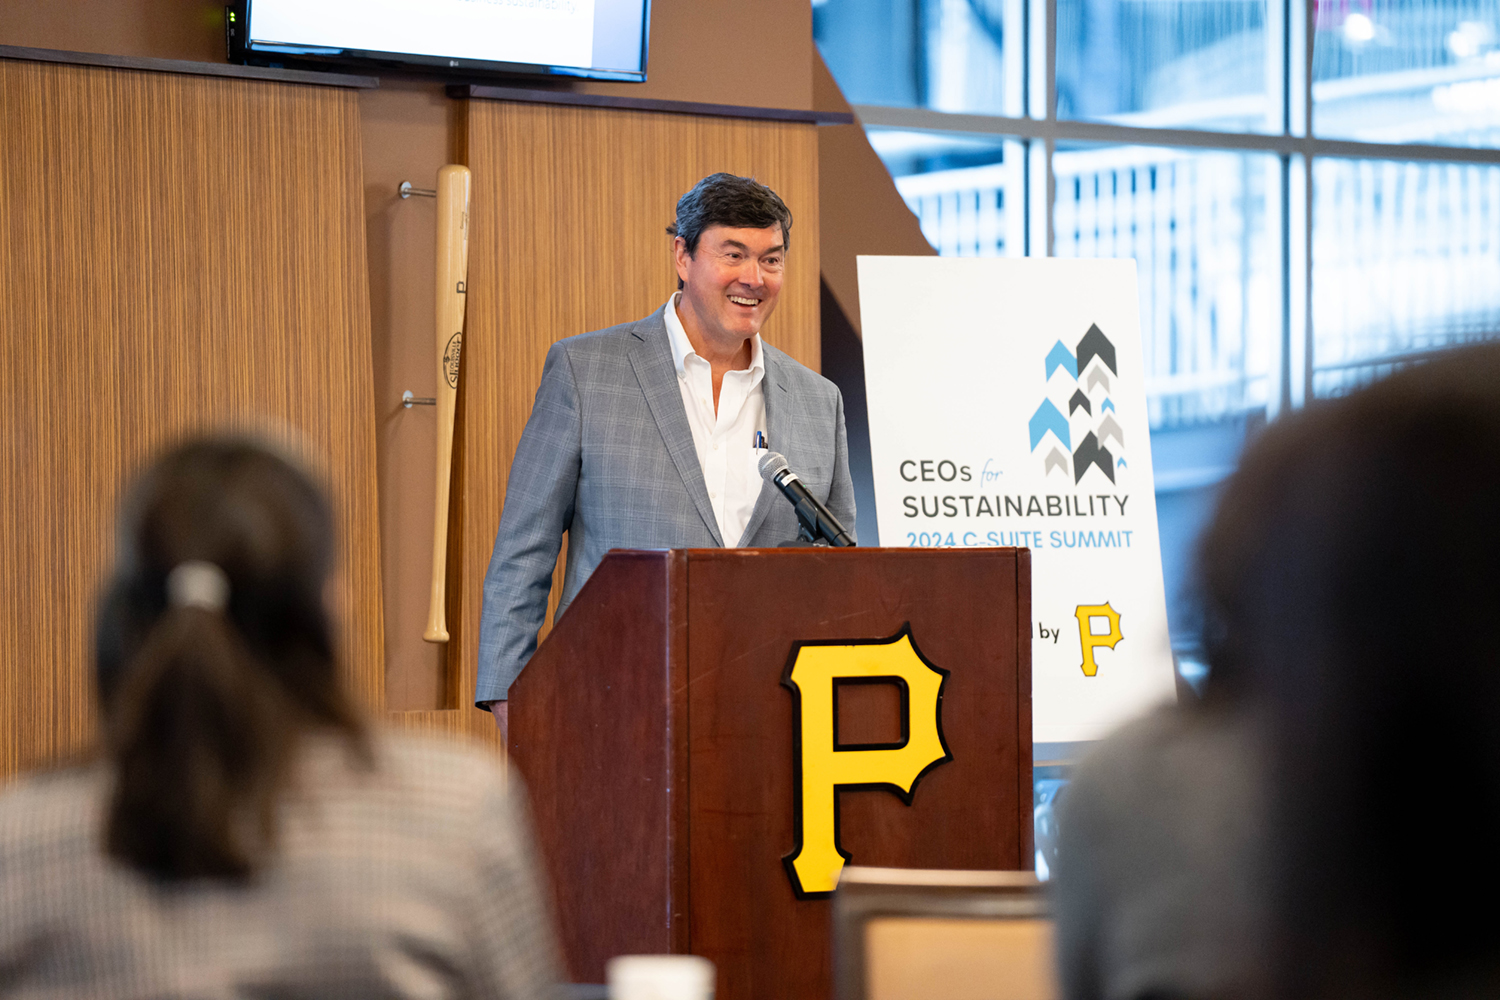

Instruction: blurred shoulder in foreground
[1052,703,1270,1000]
[0,728,562,1000]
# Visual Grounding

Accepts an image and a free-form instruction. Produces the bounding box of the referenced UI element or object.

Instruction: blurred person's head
[95,436,365,882]
[1197,344,1500,997]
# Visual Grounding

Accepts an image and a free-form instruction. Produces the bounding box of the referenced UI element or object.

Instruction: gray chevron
[1097,414,1125,449]
[1044,447,1071,478]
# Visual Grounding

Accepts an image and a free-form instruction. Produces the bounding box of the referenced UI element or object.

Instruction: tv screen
[235,0,650,81]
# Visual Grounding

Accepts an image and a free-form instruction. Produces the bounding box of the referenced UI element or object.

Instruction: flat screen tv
[229,0,650,82]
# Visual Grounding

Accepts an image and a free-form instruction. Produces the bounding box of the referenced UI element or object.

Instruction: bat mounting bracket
[402,390,437,408]
[399,181,437,200]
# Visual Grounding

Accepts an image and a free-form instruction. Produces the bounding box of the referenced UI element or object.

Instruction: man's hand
[486,700,509,744]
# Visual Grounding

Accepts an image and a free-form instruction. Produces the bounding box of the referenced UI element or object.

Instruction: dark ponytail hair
[95,437,366,881]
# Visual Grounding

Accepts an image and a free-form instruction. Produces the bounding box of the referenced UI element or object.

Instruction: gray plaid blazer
[476,306,856,703]
[0,733,564,1000]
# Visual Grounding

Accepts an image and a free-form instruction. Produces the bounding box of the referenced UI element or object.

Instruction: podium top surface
[593,545,1029,559]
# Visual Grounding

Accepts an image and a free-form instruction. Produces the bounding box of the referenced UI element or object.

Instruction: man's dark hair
[667,173,793,257]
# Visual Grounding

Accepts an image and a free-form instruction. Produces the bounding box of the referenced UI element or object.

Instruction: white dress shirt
[663,294,768,547]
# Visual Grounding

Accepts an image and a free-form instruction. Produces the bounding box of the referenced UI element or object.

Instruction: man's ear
[673,235,692,282]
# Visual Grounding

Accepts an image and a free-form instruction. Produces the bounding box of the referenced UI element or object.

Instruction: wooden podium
[508,547,1033,1000]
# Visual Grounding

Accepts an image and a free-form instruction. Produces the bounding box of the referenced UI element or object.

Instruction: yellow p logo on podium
[781,627,951,898]
[1075,602,1123,676]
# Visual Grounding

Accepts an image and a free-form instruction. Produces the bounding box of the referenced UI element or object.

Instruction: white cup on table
[606,954,715,1000]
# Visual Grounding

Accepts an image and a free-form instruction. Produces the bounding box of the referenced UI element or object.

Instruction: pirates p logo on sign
[781,626,952,897]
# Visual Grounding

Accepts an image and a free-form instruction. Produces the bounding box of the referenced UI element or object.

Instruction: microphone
[758,451,855,547]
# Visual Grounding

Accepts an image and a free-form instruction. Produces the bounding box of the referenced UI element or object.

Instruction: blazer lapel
[737,349,790,546]
[629,311,725,546]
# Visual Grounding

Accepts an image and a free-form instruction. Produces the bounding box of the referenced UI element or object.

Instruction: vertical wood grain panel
[442,100,820,740]
[0,59,383,779]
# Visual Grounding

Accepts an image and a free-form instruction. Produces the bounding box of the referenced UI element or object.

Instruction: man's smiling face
[674,224,786,349]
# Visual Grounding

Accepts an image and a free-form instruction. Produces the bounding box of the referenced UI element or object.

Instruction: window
[1313,1,1500,145]
[1056,0,1274,133]
[1312,157,1500,395]
[815,0,1500,659]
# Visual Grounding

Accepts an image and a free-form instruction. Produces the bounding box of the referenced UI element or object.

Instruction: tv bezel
[229,0,651,83]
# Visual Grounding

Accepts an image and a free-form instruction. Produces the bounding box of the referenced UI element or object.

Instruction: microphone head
[758,450,790,483]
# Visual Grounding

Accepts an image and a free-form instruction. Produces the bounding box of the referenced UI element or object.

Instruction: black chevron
[1073,431,1116,484]
[1076,323,1118,376]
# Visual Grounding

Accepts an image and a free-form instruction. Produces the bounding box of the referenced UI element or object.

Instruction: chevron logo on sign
[1027,324,1125,485]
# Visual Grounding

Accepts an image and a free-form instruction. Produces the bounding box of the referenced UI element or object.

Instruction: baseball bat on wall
[424,164,472,644]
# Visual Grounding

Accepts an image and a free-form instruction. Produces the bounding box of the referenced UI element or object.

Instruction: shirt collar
[664,293,764,378]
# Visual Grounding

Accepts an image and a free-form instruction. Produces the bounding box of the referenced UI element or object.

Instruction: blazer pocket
[799,465,832,497]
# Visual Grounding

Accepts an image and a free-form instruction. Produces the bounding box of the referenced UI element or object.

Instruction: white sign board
[858,257,1176,744]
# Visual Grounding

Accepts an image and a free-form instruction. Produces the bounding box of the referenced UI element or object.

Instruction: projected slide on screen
[251,0,599,71]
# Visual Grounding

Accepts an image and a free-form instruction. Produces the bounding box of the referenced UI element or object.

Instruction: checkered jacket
[0,731,564,1000]
[477,305,856,702]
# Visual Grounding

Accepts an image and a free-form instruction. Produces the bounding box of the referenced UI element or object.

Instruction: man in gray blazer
[477,174,856,728]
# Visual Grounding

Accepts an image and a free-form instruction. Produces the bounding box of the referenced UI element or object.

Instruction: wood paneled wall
[0,59,383,778]
[427,100,822,741]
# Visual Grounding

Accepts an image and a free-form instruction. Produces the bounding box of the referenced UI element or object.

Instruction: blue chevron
[1117,458,1128,468]
[1101,398,1116,412]
[1029,399,1071,451]
[1045,341,1078,381]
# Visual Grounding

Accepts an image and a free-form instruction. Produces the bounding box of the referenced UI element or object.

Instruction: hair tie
[167,561,230,612]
